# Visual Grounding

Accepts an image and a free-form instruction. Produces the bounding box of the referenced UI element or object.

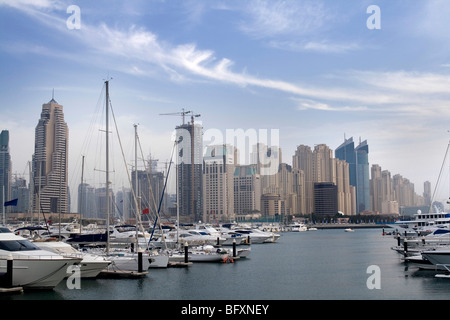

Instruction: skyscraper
[423,181,431,206]
[0,130,11,209]
[234,164,261,217]
[176,121,203,223]
[293,145,314,214]
[203,144,236,223]
[32,98,69,215]
[355,140,370,212]
[314,182,338,216]
[335,137,371,213]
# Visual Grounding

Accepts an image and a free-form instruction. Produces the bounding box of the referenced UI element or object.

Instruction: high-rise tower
[32,97,69,215]
[203,144,236,223]
[0,130,11,209]
[176,120,203,223]
[336,137,371,213]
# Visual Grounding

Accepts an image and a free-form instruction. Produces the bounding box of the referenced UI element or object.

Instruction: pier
[306,223,387,230]
[0,256,23,294]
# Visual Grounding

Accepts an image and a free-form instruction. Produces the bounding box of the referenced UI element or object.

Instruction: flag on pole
[142,208,149,215]
[4,198,18,207]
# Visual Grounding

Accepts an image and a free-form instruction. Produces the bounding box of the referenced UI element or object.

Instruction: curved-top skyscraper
[32,97,69,215]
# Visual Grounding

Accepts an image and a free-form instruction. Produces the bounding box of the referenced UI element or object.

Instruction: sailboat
[106,123,168,268]
[90,80,149,275]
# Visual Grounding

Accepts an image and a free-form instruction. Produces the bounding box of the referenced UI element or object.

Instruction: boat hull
[0,256,80,289]
[421,250,450,266]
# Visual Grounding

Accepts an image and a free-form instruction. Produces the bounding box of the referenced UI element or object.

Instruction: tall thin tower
[32,97,69,215]
[176,118,203,223]
[0,130,11,210]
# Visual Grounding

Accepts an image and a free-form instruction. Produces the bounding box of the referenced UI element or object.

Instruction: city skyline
[1,0,450,206]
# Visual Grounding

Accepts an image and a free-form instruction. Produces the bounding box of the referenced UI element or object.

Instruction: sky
[2,0,450,207]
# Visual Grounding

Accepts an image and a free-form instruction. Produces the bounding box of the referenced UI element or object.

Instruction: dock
[98,269,148,279]
[306,223,387,230]
[168,261,193,268]
[0,286,23,294]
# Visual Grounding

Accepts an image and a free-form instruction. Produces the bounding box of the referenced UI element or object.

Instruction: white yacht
[0,227,81,289]
[109,225,151,245]
[390,210,450,235]
[194,224,246,245]
[229,228,274,244]
[186,245,229,262]
[33,240,112,278]
[421,249,450,266]
[154,229,226,247]
[284,222,308,232]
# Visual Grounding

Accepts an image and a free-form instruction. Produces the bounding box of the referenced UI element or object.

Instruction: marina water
[4,228,450,300]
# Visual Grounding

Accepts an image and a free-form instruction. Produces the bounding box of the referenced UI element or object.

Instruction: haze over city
[2,0,450,207]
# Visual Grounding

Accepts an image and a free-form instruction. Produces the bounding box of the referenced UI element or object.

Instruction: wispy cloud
[4,1,450,120]
[239,0,328,38]
[268,40,361,54]
[295,99,368,112]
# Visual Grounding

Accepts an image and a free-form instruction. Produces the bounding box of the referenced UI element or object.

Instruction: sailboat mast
[134,123,140,250]
[80,155,84,233]
[105,80,110,255]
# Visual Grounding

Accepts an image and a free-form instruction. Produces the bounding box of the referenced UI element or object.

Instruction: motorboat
[66,224,150,246]
[0,226,81,289]
[403,254,448,270]
[224,227,271,244]
[284,222,308,232]
[221,223,280,243]
[421,249,450,267]
[153,229,226,247]
[33,240,112,278]
[187,245,229,262]
[227,247,251,259]
[194,224,246,245]
[391,227,450,256]
[389,210,450,236]
[253,228,281,243]
[146,249,169,268]
[344,228,355,232]
[109,225,151,245]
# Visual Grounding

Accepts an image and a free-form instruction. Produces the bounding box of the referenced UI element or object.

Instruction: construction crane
[160,108,201,221]
[159,108,192,126]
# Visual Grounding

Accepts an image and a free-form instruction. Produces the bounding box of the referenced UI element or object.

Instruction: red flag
[142,208,149,214]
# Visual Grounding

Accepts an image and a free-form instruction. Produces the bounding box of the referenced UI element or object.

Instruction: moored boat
[33,240,112,278]
[0,227,81,289]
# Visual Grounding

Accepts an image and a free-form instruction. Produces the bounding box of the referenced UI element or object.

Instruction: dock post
[138,250,143,273]
[403,238,408,255]
[233,239,237,258]
[397,234,401,246]
[6,254,13,288]
[184,242,189,263]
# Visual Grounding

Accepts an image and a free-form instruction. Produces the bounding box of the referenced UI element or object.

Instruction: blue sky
[1,0,450,204]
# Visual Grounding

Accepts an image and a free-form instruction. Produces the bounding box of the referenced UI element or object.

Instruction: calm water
[4,228,450,301]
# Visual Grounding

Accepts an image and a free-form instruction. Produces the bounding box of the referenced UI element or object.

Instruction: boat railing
[0,254,77,261]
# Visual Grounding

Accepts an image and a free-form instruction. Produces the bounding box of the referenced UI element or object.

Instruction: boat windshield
[0,240,40,252]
